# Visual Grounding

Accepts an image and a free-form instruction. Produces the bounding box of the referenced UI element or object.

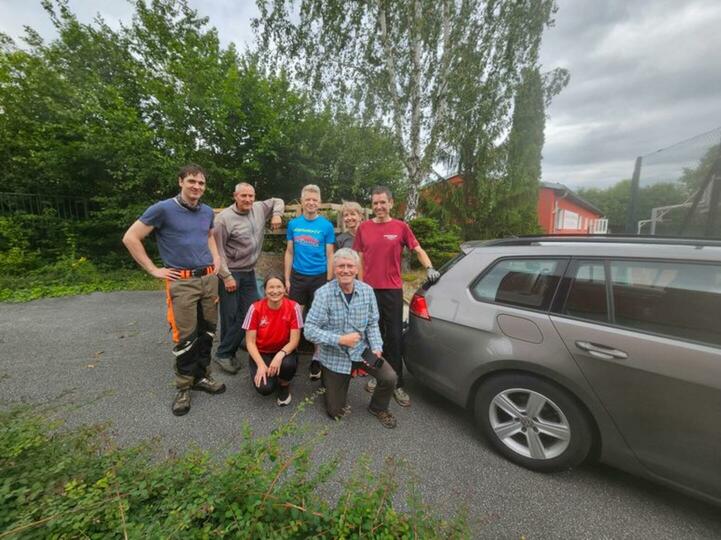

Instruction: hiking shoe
[276,385,292,407]
[214,355,239,374]
[309,360,322,380]
[172,389,191,416]
[393,387,411,407]
[365,377,377,393]
[193,376,226,394]
[367,407,397,429]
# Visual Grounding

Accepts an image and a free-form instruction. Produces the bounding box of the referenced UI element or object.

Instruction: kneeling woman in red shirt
[242,273,303,406]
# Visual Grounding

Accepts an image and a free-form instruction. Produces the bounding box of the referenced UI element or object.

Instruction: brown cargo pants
[165,273,218,389]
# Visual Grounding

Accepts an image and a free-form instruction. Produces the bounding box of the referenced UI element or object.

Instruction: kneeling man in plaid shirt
[304,248,398,428]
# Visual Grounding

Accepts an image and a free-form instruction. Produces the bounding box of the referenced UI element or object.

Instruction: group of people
[122,164,440,429]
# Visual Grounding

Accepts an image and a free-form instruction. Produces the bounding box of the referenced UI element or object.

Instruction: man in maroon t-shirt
[353,186,440,407]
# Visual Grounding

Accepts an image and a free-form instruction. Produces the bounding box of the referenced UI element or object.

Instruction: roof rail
[462,234,721,250]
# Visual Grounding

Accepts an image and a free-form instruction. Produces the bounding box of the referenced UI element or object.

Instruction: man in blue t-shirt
[284,184,335,379]
[123,164,226,417]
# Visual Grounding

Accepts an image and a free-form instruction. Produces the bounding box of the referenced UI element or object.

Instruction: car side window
[562,261,608,322]
[471,258,565,311]
[610,260,721,346]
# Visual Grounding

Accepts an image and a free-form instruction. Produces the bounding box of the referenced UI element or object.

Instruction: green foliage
[0,210,160,302]
[432,67,550,240]
[408,216,462,268]
[0,0,402,266]
[256,0,564,219]
[578,179,687,233]
[0,253,160,303]
[0,405,468,538]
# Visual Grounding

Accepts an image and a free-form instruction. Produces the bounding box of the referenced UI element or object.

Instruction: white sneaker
[276,385,292,406]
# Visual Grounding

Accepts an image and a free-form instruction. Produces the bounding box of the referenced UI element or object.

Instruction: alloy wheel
[488,388,571,460]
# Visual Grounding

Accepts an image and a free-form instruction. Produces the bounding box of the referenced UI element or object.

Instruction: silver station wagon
[404,236,721,506]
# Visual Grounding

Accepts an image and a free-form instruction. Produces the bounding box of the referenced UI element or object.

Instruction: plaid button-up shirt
[304,279,383,375]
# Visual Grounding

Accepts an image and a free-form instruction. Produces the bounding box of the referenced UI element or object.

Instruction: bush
[408,217,463,269]
[0,404,469,538]
[0,256,160,303]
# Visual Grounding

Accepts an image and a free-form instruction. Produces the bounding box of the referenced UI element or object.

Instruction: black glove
[426,267,441,284]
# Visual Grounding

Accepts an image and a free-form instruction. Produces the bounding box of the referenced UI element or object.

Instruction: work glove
[426,267,441,284]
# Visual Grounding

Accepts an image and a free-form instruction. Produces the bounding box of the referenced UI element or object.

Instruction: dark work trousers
[321,357,397,418]
[216,270,260,359]
[373,289,404,387]
[248,352,298,396]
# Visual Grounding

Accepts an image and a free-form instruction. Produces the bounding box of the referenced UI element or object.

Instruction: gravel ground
[1,291,720,538]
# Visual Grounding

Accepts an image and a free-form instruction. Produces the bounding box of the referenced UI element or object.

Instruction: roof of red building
[540,182,603,216]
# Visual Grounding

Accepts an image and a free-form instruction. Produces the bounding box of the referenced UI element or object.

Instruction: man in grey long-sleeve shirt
[213,182,284,373]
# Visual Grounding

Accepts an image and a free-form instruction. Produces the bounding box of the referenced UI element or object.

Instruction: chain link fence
[628,126,721,238]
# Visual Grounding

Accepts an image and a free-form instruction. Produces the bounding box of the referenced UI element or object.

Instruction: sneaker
[367,407,397,429]
[276,385,292,407]
[193,376,226,394]
[365,378,377,393]
[309,360,322,380]
[393,387,411,407]
[172,388,191,416]
[214,355,239,374]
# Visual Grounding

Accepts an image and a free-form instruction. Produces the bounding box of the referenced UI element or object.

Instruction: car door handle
[575,341,628,360]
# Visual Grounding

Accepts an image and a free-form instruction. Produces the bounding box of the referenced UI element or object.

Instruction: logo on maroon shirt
[383,234,398,240]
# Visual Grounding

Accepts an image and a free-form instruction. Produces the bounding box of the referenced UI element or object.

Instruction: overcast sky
[2,0,720,190]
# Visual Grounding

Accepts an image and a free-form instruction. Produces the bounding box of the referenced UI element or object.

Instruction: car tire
[474,373,592,472]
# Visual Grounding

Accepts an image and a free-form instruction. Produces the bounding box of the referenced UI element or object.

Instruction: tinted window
[563,261,608,322]
[610,260,721,346]
[472,258,565,311]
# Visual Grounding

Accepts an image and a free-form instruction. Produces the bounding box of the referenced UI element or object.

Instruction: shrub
[0,404,469,538]
[408,216,463,269]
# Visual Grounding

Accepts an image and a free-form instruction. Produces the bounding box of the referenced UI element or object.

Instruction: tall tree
[255,0,562,219]
[501,67,546,234]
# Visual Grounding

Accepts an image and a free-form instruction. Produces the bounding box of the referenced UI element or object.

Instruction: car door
[550,258,721,499]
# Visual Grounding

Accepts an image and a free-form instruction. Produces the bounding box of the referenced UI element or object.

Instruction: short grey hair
[333,247,360,266]
[234,182,254,193]
[301,184,321,200]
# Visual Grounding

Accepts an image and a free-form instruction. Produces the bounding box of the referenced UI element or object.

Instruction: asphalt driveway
[1,291,719,538]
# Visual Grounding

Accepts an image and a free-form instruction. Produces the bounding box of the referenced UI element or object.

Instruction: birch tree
[255,0,560,219]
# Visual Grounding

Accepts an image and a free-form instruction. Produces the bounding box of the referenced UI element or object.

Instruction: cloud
[541,0,721,187]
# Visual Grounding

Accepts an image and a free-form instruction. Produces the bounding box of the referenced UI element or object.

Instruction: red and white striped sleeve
[242,303,258,330]
[291,300,304,329]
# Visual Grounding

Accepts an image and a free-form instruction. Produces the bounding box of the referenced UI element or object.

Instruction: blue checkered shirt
[304,279,383,375]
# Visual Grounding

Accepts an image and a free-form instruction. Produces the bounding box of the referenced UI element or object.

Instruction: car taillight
[409,293,430,320]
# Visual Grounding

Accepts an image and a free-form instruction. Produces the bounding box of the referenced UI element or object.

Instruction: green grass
[0,258,161,303]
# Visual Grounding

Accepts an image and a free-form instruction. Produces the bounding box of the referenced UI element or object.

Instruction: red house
[419,176,607,235]
[538,182,607,235]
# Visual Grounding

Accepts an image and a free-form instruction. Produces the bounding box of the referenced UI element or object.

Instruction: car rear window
[471,258,566,311]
